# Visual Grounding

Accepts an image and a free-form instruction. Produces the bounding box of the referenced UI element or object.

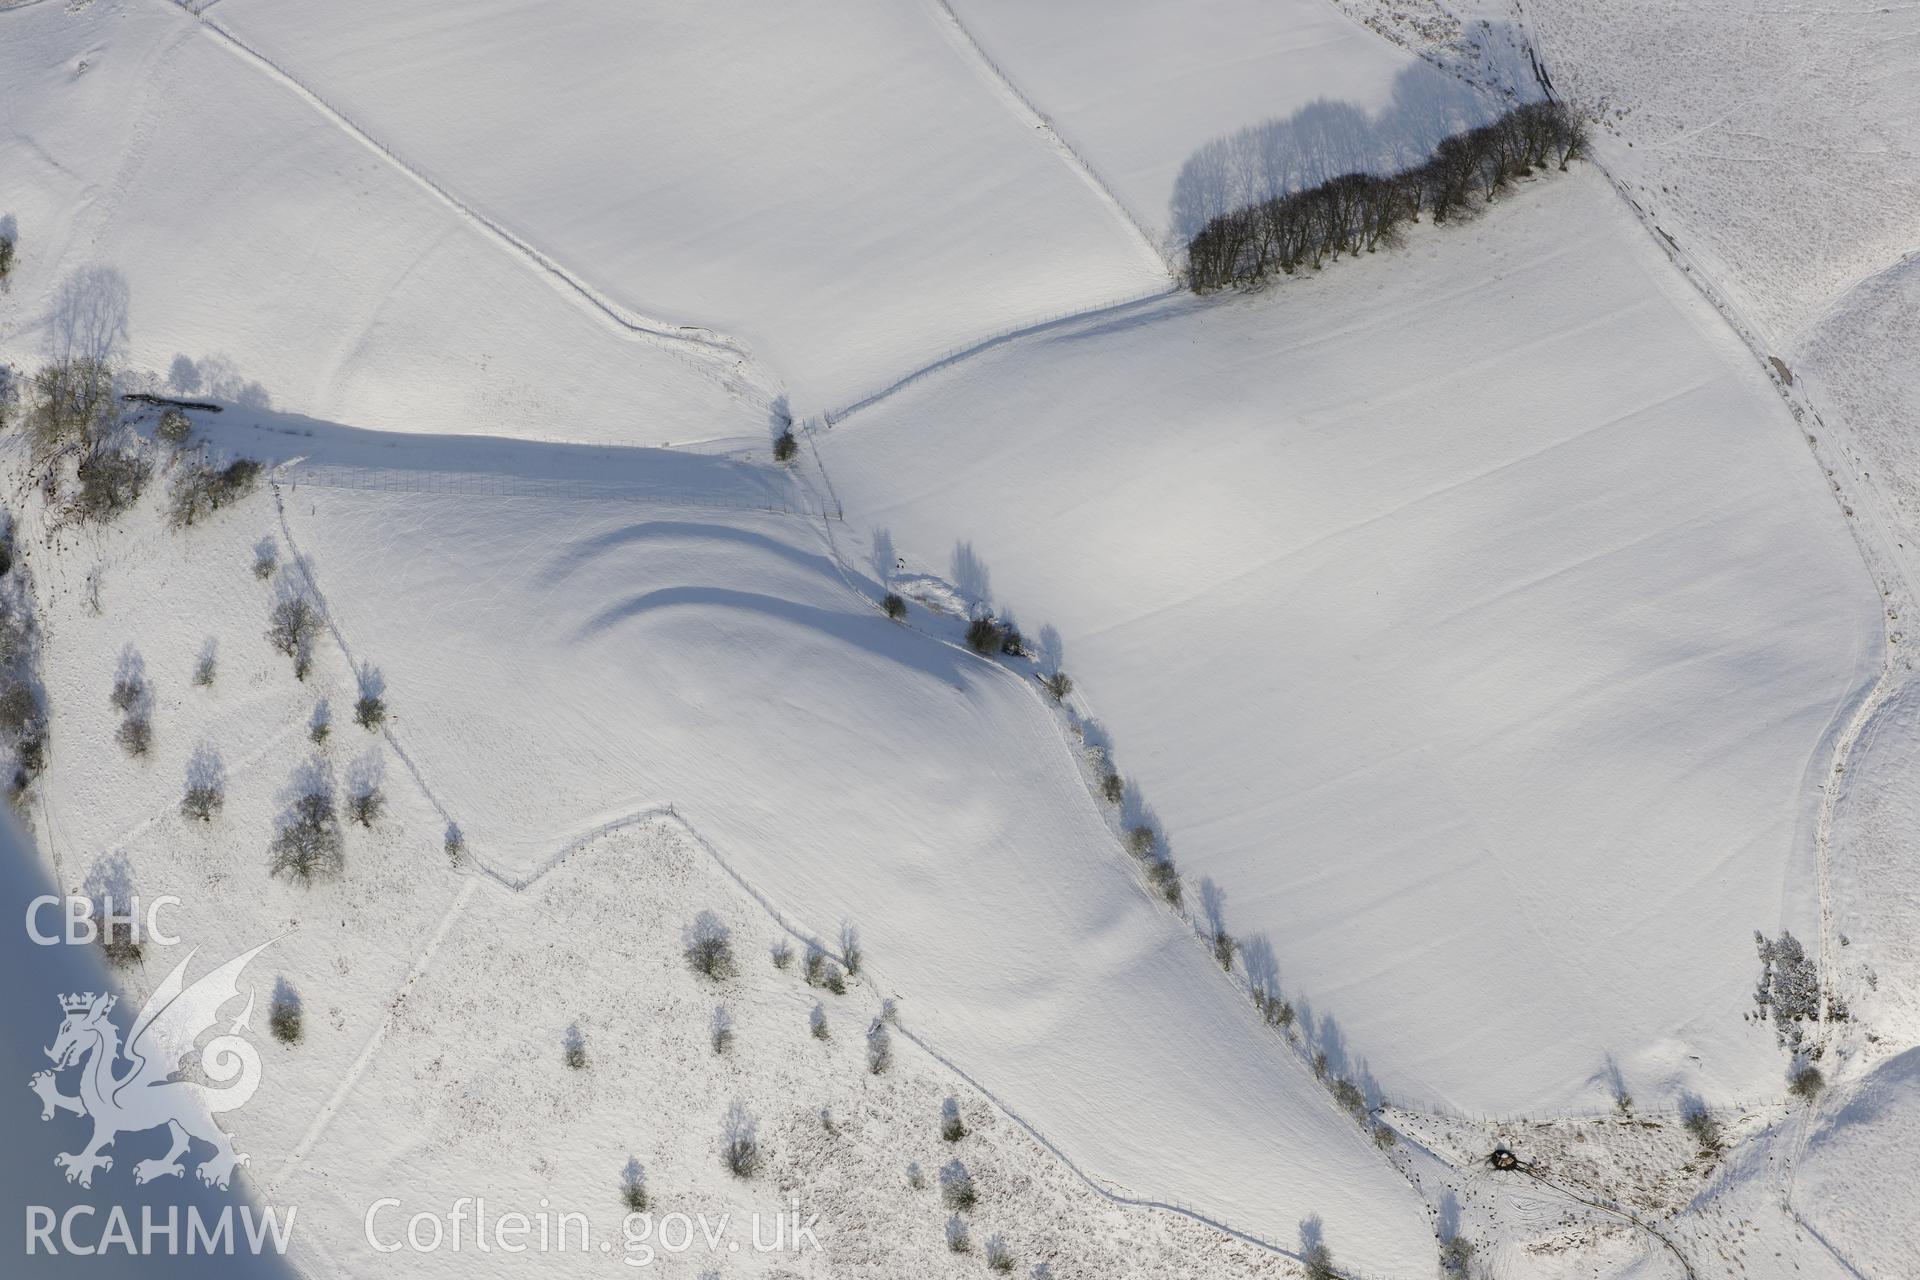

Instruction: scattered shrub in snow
[1371,1123,1397,1149]
[1302,1239,1339,1280]
[710,1006,734,1055]
[1212,930,1237,972]
[997,624,1024,657]
[252,538,278,581]
[906,1161,926,1191]
[620,1160,648,1213]
[939,1161,978,1211]
[181,782,222,823]
[181,740,226,820]
[945,1214,971,1253]
[109,671,145,714]
[720,1102,761,1178]
[771,938,794,971]
[114,714,152,758]
[99,916,141,969]
[353,693,387,731]
[193,642,217,688]
[882,591,906,620]
[940,1097,967,1143]
[562,1023,588,1070]
[803,942,846,993]
[809,1002,830,1040]
[270,786,343,885]
[984,1233,1014,1273]
[1683,1106,1723,1155]
[309,701,331,745]
[1100,771,1124,805]
[1312,1051,1330,1081]
[1330,1078,1367,1118]
[1043,670,1072,702]
[1255,990,1296,1032]
[1186,100,1588,291]
[1440,1234,1475,1275]
[964,616,1001,654]
[0,234,13,283]
[269,981,302,1044]
[167,457,261,528]
[866,1023,893,1075]
[772,430,798,463]
[1146,857,1181,907]
[1754,930,1822,1051]
[25,358,116,458]
[156,408,192,447]
[348,785,385,828]
[1125,824,1156,858]
[444,824,465,866]
[1789,1065,1825,1099]
[267,594,320,680]
[839,921,863,976]
[685,912,737,980]
[74,447,152,524]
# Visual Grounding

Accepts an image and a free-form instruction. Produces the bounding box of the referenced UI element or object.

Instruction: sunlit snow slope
[268,462,1433,1273]
[948,0,1505,241]
[0,0,760,444]
[209,0,1169,410]
[820,169,1884,1115]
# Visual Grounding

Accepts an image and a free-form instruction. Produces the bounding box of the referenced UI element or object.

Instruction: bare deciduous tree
[270,773,343,884]
[267,593,320,680]
[720,1102,761,1178]
[684,912,737,980]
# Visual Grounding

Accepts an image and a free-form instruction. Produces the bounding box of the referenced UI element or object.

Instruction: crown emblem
[59,992,113,1015]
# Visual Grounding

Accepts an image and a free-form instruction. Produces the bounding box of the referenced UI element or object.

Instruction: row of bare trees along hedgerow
[1186,100,1587,291]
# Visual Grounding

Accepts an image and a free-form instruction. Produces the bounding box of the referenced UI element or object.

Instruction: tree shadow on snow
[1167,52,1529,241]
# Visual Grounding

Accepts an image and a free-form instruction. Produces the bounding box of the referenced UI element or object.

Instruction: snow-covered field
[1519,0,1920,350]
[818,168,1884,1116]
[0,1,764,446]
[5,0,1918,1276]
[945,0,1506,243]
[204,0,1169,412]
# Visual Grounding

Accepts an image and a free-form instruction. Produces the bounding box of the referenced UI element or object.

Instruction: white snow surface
[1520,0,1920,349]
[819,168,1884,1116]
[1791,1046,1920,1278]
[5,0,1917,1274]
[205,0,1169,412]
[0,0,764,446]
[947,0,1506,242]
[263,466,1435,1272]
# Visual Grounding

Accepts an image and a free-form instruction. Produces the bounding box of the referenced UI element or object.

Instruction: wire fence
[926,0,1168,268]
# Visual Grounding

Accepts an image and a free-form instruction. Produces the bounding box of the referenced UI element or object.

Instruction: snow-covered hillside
[270,468,1435,1271]
[0,1,764,446]
[5,0,1917,1276]
[818,167,1884,1116]
[945,0,1507,243]
[205,0,1169,411]
[1518,0,1920,349]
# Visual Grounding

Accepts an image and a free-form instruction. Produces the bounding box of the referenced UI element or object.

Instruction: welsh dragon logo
[28,941,273,1190]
